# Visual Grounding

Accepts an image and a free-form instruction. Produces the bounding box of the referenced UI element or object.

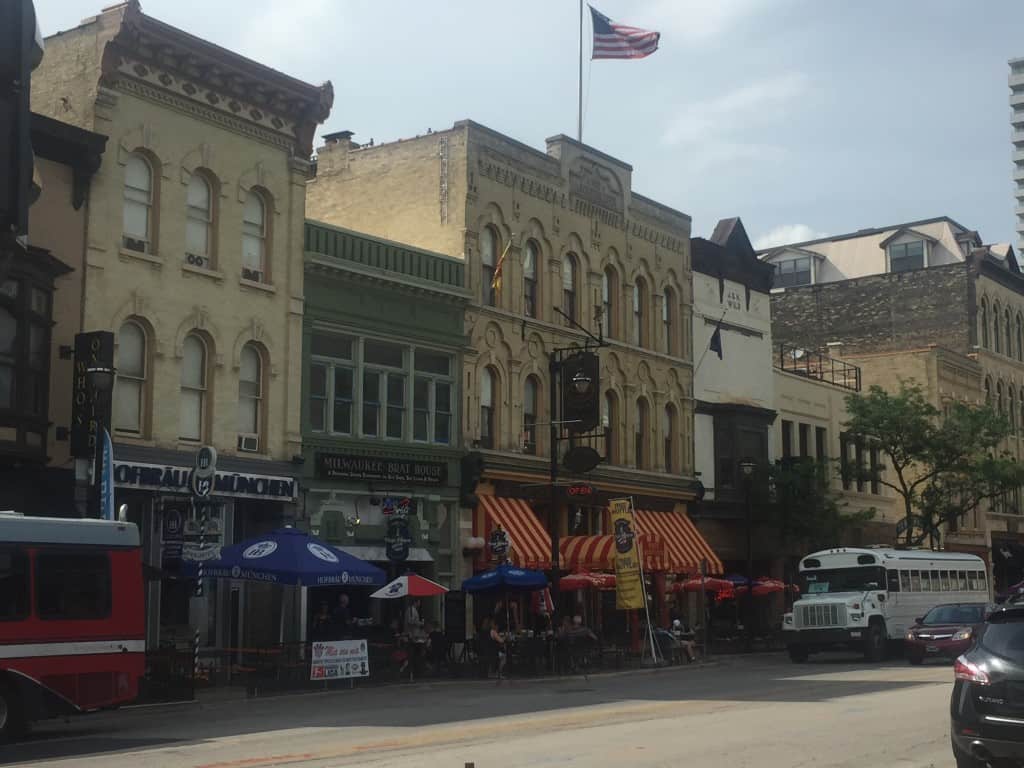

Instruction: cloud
[661,72,809,147]
[753,224,828,250]
[636,0,778,44]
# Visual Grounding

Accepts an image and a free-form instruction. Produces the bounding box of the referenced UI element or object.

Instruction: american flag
[590,5,660,60]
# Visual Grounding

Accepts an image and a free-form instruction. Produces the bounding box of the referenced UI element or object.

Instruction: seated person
[425,620,447,671]
[672,619,697,663]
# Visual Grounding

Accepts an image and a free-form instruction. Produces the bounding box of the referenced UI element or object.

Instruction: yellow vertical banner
[610,498,644,609]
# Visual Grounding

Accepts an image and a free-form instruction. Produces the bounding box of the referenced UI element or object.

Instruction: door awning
[633,509,723,575]
[475,496,551,570]
[560,533,665,572]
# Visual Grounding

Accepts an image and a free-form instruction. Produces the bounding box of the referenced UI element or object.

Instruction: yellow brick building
[31,1,332,648]
[308,121,717,609]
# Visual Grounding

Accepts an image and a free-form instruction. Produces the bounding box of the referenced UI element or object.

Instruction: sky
[35,0,1024,248]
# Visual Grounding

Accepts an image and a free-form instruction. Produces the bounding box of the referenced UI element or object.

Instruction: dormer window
[889,241,924,273]
[774,256,811,288]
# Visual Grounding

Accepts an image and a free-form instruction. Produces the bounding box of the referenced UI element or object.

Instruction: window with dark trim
[0,547,29,620]
[869,446,881,495]
[889,241,924,273]
[840,432,851,490]
[0,272,53,452]
[781,420,793,459]
[35,551,111,620]
[798,423,810,458]
[855,437,866,492]
[815,426,827,460]
[774,257,811,288]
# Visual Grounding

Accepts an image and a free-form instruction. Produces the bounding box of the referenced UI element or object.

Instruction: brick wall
[771,263,972,355]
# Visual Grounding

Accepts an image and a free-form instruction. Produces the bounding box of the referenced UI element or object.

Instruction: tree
[843,382,1024,547]
[769,458,875,554]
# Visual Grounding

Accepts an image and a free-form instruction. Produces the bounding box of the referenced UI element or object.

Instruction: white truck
[782,546,988,662]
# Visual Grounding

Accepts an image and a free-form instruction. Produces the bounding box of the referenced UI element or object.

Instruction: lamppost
[738,457,757,653]
[86,363,115,519]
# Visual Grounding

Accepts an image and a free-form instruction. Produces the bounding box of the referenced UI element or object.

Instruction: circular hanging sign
[489,526,511,559]
[385,518,412,562]
[307,542,339,563]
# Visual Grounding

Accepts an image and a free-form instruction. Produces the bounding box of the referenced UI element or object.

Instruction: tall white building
[1012,57,1024,252]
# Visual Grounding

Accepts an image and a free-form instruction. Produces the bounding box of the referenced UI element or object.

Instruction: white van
[782,546,988,662]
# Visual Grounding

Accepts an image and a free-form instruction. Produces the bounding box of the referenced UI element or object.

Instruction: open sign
[566,483,595,498]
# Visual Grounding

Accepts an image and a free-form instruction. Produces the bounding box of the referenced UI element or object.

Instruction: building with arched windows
[30,2,332,650]
[308,121,717,617]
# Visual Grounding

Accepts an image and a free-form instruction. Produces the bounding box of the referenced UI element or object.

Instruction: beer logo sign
[614,518,635,554]
[307,542,339,563]
[243,541,278,559]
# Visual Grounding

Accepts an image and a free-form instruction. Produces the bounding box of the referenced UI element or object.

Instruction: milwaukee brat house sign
[316,453,447,487]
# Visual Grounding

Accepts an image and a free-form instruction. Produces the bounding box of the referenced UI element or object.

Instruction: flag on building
[490,239,513,291]
[709,324,723,359]
[590,5,660,60]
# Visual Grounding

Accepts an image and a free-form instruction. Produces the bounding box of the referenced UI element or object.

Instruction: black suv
[951,603,1024,766]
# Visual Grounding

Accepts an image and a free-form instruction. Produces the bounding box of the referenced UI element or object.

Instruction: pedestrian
[332,593,353,638]
[405,598,425,639]
[489,617,507,679]
[311,601,332,641]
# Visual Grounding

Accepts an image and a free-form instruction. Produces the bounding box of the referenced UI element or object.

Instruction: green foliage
[844,381,1024,545]
[769,458,875,552]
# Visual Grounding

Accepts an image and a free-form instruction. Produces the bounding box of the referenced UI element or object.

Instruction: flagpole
[578,0,583,142]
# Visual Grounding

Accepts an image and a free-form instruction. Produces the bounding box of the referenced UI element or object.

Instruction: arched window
[663,286,676,356]
[523,239,538,318]
[997,381,1004,415]
[981,298,990,349]
[480,226,498,307]
[1011,387,1017,434]
[237,344,263,451]
[994,302,1003,353]
[523,375,539,454]
[602,267,617,339]
[480,367,497,449]
[663,403,678,473]
[562,254,578,323]
[123,153,153,253]
[1006,309,1013,358]
[1019,389,1023,432]
[632,278,649,348]
[1017,314,1023,360]
[242,190,268,283]
[114,321,147,434]
[179,334,207,441]
[635,398,649,469]
[985,377,992,405]
[185,173,213,265]
[603,390,618,464]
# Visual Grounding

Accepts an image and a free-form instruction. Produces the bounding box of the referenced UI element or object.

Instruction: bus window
[36,551,112,620]
[0,547,29,620]
[900,570,911,592]
[968,571,979,590]
[939,571,951,591]
[920,571,931,591]
[886,570,900,592]
[977,570,988,592]
[930,570,940,590]
[957,571,968,591]
[910,570,921,591]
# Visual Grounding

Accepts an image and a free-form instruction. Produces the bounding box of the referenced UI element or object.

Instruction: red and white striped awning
[633,509,723,575]
[560,533,665,572]
[475,496,551,570]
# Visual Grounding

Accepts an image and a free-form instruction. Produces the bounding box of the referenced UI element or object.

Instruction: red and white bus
[0,513,145,740]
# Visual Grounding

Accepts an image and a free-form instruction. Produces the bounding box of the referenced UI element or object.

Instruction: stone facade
[308,121,697,583]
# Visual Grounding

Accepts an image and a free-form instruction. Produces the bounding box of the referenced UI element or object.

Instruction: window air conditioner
[237,433,260,452]
[242,268,263,282]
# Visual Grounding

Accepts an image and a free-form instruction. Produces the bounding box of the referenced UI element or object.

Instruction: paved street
[4,653,958,768]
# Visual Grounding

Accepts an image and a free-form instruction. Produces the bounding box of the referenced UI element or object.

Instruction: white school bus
[782,547,988,662]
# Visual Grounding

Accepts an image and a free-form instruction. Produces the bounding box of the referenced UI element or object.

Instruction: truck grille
[797,603,845,628]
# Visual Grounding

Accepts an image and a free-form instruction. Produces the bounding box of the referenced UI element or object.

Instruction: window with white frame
[889,241,925,273]
[773,257,811,288]
[309,332,453,445]
[185,174,212,266]
[480,367,496,449]
[562,255,577,324]
[523,376,539,455]
[523,240,538,318]
[237,344,263,450]
[481,227,498,307]
[663,286,676,356]
[123,153,153,253]
[602,268,616,339]
[242,191,267,283]
[114,321,146,434]
[179,334,207,441]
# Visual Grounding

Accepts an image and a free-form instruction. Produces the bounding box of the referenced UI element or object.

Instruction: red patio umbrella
[370,574,448,599]
[561,572,616,590]
[673,577,735,594]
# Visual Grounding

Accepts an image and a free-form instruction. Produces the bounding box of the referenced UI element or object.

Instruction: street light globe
[86,365,116,393]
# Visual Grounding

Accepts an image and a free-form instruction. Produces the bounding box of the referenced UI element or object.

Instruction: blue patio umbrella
[461,563,548,593]
[190,527,386,587]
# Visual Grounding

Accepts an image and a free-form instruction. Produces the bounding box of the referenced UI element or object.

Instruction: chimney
[321,130,359,151]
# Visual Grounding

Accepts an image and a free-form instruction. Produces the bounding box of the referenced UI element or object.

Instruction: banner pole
[578,0,583,142]
[631,497,660,664]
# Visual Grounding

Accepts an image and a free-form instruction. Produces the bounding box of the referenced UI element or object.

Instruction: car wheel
[787,645,809,663]
[863,622,886,662]
[0,681,26,744]
[953,748,985,768]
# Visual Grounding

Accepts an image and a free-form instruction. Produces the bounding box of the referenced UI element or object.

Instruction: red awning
[633,509,723,575]
[561,572,617,590]
[475,496,551,570]
[560,533,665,572]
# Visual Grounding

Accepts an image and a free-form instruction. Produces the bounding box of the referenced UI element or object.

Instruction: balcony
[774,343,861,391]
